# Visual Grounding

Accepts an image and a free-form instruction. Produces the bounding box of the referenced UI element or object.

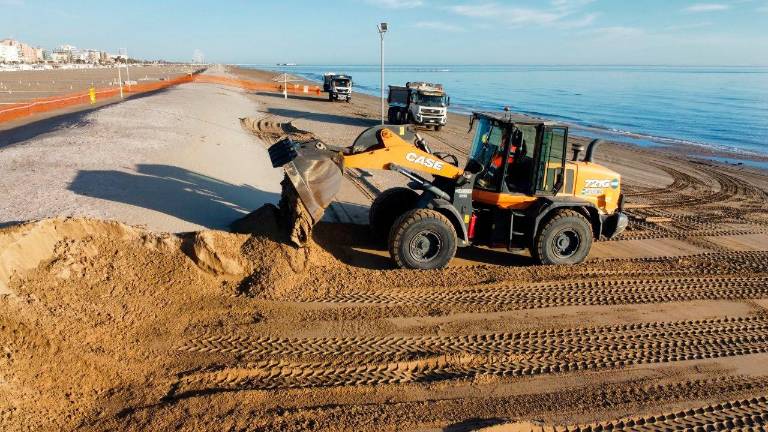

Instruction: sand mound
[239,117,315,144]
[0,218,175,296]
[0,210,322,430]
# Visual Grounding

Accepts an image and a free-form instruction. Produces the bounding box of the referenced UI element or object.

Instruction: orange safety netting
[194,75,322,94]
[0,74,322,124]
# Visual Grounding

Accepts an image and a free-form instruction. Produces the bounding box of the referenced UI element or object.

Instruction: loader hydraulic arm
[342,128,464,180]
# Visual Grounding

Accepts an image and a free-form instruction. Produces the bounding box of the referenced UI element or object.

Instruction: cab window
[536,127,567,194]
[505,124,538,193]
[472,121,507,191]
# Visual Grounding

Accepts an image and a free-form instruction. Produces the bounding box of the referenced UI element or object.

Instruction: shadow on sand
[312,221,534,270]
[68,164,279,231]
[69,163,530,269]
[266,107,378,127]
[442,418,511,432]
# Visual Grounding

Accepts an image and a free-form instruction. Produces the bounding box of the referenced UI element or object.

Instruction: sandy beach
[1,65,768,431]
[0,65,201,102]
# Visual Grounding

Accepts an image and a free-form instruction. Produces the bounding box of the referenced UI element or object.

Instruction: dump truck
[268,111,627,269]
[387,82,449,131]
[323,73,353,102]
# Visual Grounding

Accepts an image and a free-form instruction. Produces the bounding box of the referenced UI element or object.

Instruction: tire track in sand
[557,395,768,431]
[178,316,768,358]
[302,275,768,310]
[171,317,768,392]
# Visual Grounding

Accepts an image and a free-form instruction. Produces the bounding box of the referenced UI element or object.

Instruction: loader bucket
[268,137,343,246]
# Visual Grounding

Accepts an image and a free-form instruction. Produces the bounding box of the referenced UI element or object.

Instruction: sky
[1,0,767,65]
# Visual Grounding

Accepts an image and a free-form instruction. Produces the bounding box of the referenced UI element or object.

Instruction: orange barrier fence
[0,74,322,125]
[194,75,323,95]
[0,74,194,124]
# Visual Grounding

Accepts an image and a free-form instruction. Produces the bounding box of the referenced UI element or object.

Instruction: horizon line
[229,63,768,68]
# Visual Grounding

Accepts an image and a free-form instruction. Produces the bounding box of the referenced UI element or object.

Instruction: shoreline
[239,65,768,169]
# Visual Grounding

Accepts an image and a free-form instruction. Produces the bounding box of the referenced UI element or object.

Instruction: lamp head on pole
[378,22,388,34]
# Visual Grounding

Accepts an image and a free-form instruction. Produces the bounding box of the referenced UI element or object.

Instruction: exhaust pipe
[584,139,603,163]
[571,142,584,161]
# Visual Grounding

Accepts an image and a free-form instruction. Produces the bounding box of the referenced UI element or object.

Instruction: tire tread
[389,209,457,269]
[533,209,592,265]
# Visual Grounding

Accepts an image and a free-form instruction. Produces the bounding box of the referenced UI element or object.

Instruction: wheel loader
[268,111,628,269]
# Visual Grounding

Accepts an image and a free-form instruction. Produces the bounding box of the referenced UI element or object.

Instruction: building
[0,44,20,63]
[51,50,70,63]
[84,49,101,63]
[0,39,39,63]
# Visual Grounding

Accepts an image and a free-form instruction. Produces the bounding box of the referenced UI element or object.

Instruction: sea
[250,65,768,159]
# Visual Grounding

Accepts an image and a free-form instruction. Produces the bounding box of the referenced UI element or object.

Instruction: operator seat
[506,139,534,193]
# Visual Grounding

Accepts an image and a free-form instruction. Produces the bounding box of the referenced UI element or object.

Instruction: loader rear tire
[532,209,592,265]
[369,187,419,241]
[389,209,457,270]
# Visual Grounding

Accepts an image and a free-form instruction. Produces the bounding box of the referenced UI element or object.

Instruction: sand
[0,69,283,233]
[0,65,767,431]
[0,65,201,103]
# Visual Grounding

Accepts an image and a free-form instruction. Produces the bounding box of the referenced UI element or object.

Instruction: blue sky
[1,0,767,65]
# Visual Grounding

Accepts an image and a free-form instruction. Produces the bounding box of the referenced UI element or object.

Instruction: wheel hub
[552,229,580,258]
[409,230,442,263]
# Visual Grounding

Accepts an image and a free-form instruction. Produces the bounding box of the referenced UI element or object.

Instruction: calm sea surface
[251,65,768,156]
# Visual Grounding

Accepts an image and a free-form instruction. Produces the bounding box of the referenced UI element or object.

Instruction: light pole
[377,22,388,125]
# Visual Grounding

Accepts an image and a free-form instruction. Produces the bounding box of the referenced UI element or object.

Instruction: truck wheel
[346,98,351,103]
[532,209,593,265]
[328,93,333,101]
[389,209,457,270]
[387,107,398,124]
[369,187,420,241]
[435,125,443,131]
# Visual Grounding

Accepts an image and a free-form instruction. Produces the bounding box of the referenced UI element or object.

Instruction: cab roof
[473,111,562,127]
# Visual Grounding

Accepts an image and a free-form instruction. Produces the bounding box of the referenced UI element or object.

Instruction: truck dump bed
[388,86,409,105]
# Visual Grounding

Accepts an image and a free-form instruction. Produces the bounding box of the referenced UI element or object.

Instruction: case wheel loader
[268,111,628,269]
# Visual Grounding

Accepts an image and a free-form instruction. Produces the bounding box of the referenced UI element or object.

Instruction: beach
[1,65,768,431]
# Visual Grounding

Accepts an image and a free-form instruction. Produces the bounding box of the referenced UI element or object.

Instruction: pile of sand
[0,206,324,430]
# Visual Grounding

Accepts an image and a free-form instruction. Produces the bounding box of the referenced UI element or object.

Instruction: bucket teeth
[268,138,299,168]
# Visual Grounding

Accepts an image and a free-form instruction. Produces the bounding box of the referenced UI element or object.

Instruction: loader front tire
[369,187,419,241]
[389,209,457,270]
[532,209,593,265]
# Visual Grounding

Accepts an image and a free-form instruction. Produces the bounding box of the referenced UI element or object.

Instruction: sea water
[251,65,768,157]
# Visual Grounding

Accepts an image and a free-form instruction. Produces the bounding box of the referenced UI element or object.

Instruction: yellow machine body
[473,161,621,214]
[342,128,464,180]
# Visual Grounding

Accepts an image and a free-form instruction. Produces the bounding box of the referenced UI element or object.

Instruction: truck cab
[323,73,352,102]
[388,82,450,131]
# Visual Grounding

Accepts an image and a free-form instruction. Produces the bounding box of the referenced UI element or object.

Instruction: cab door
[532,126,568,196]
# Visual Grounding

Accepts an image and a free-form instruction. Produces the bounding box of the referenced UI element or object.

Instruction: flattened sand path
[0,75,283,232]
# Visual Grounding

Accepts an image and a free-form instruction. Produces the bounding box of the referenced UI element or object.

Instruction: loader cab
[469,112,568,199]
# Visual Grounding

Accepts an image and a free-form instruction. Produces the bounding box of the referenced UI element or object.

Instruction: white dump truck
[387,82,450,131]
[323,73,353,102]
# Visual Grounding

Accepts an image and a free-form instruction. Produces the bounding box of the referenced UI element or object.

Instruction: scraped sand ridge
[0,207,318,430]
